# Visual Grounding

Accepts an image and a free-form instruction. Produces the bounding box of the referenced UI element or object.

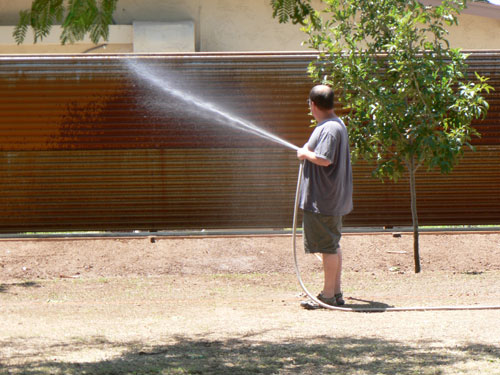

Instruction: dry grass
[1,271,500,375]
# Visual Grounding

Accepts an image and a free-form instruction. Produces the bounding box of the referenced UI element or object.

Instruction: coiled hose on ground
[292,161,500,312]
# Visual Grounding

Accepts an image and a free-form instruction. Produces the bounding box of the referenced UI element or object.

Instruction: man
[297,84,353,307]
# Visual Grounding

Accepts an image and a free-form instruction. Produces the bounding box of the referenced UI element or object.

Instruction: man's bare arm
[297,146,331,167]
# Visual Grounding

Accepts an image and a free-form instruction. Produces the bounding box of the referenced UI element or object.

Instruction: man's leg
[321,249,342,298]
[335,248,342,294]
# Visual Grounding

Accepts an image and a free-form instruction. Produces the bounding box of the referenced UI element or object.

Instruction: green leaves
[269,0,315,25]
[302,0,491,181]
[13,0,118,45]
[14,0,64,44]
[272,0,491,273]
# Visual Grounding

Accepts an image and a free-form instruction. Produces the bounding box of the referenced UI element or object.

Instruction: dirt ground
[2,231,499,279]
[1,231,500,374]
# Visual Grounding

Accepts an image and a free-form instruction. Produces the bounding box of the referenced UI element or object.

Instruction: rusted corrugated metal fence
[0,52,499,233]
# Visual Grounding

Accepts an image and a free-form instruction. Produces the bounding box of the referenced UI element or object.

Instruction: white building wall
[0,0,498,54]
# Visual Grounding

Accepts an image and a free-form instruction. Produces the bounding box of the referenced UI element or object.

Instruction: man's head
[309,85,334,111]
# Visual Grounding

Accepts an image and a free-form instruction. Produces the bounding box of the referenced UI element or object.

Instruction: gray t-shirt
[299,117,353,216]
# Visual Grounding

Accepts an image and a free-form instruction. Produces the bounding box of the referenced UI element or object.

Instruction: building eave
[420,0,500,20]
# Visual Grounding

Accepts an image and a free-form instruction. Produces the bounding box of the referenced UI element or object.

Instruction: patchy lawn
[1,233,499,374]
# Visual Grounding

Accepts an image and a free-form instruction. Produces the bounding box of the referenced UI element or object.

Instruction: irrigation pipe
[292,161,500,312]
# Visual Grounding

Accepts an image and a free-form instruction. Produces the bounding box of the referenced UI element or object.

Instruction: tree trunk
[409,157,421,273]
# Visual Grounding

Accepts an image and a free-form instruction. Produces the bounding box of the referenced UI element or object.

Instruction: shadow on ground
[1,334,499,375]
[0,281,41,293]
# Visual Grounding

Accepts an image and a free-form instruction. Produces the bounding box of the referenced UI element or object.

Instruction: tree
[270,0,316,25]
[13,0,118,45]
[272,0,492,272]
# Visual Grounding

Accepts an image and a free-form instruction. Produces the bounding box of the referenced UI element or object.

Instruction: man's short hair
[309,85,334,110]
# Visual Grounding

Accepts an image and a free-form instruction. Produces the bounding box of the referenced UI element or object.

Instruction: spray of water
[126,59,299,151]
